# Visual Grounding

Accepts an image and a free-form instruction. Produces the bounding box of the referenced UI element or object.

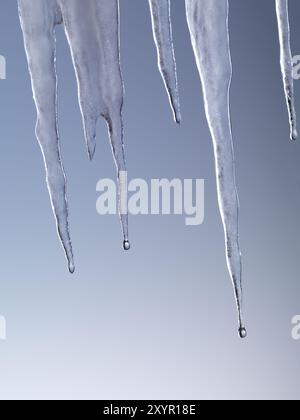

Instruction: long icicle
[59,0,129,250]
[185,0,246,338]
[59,0,129,251]
[18,0,75,273]
[148,0,181,123]
[275,0,297,141]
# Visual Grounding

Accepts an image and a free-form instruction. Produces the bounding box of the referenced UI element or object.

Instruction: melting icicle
[148,0,181,123]
[18,0,129,272]
[18,0,75,273]
[275,0,298,141]
[59,0,129,252]
[185,0,246,338]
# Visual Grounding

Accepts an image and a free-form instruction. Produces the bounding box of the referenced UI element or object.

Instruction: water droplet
[123,240,131,251]
[239,327,247,339]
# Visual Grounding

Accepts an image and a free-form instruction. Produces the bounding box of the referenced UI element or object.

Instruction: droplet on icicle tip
[239,327,247,339]
[123,240,131,251]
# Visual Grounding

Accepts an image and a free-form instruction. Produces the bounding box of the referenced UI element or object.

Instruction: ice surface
[275,0,298,141]
[18,0,129,272]
[185,0,246,338]
[148,0,181,123]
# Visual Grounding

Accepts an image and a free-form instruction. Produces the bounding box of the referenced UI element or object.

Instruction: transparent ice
[182,0,296,338]
[148,0,181,123]
[275,0,297,140]
[185,0,246,338]
[18,0,129,273]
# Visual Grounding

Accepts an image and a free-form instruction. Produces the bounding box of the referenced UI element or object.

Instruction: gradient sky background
[0,0,300,400]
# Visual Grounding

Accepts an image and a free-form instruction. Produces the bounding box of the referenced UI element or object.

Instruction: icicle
[185,0,246,338]
[275,0,297,141]
[18,0,74,273]
[18,0,129,272]
[148,0,181,123]
[58,0,129,250]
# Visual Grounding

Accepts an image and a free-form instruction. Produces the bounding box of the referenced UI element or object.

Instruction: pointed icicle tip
[88,141,96,161]
[68,261,75,274]
[291,128,298,142]
[174,109,182,125]
[83,117,97,161]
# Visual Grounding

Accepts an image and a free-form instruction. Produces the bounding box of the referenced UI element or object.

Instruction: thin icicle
[185,0,246,338]
[275,0,297,141]
[148,0,181,123]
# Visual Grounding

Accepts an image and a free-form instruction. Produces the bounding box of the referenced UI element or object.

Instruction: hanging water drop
[123,240,131,251]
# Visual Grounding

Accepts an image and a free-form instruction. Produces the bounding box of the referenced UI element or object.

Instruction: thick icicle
[18,0,75,273]
[275,0,297,141]
[185,0,246,338]
[18,0,129,272]
[148,0,181,123]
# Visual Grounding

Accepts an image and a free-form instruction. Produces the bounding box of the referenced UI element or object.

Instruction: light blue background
[0,0,300,400]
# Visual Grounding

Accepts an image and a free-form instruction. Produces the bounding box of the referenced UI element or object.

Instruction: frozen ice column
[18,0,129,272]
[185,0,246,338]
[275,0,298,141]
[148,0,181,123]
[58,0,129,251]
[18,0,75,273]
